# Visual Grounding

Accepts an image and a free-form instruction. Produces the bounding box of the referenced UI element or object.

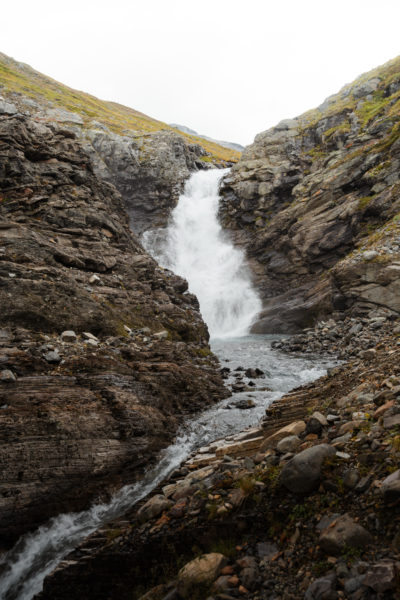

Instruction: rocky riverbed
[272,307,400,360]
[35,325,400,600]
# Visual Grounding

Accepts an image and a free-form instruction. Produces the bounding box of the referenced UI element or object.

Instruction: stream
[0,170,334,599]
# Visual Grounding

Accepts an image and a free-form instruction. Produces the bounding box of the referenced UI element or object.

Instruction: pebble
[0,369,16,382]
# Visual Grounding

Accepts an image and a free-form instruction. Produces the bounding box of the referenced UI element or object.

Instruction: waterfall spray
[143,169,261,338]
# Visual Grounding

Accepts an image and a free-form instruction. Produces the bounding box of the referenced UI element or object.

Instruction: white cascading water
[143,169,262,338]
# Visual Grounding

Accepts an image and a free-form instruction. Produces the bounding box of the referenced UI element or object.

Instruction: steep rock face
[83,127,212,233]
[0,107,227,545]
[220,57,400,332]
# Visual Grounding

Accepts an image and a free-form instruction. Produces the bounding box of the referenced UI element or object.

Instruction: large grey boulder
[319,514,372,555]
[280,444,335,494]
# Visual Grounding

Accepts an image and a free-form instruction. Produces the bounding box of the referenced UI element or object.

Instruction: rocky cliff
[0,52,240,235]
[220,57,400,332]
[0,91,228,545]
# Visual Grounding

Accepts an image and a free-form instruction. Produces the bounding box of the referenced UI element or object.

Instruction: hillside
[0,52,240,164]
[220,56,400,332]
[0,52,241,234]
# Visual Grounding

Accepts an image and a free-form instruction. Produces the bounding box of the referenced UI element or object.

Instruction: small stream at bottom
[0,335,334,600]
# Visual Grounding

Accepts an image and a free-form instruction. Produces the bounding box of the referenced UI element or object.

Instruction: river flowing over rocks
[0,51,400,600]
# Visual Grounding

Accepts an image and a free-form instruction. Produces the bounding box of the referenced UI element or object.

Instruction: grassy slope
[300,55,400,135]
[0,52,240,164]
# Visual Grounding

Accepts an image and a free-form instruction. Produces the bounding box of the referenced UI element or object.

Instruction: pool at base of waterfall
[186,334,335,446]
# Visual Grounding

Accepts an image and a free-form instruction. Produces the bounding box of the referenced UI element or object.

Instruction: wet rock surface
[0,109,227,545]
[38,337,400,599]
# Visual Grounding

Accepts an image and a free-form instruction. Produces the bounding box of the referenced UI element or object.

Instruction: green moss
[306,146,328,162]
[357,91,390,127]
[323,121,351,140]
[357,195,374,210]
[195,347,212,357]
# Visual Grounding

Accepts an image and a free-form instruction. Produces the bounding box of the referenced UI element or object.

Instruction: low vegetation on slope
[0,52,240,164]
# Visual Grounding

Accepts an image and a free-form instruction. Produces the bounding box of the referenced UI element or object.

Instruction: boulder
[280,444,335,494]
[363,561,399,593]
[319,514,372,555]
[177,553,227,597]
[61,330,77,342]
[136,494,173,523]
[0,369,16,382]
[381,469,400,504]
[276,435,301,454]
[260,421,306,451]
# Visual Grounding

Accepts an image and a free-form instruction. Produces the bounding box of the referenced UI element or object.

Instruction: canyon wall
[0,85,228,545]
[220,57,400,332]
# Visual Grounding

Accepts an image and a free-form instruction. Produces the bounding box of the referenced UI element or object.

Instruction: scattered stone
[343,469,360,490]
[261,420,306,451]
[177,553,227,598]
[231,399,256,410]
[276,435,301,454]
[304,573,337,600]
[244,368,264,378]
[153,330,168,340]
[43,350,61,363]
[363,560,399,593]
[82,332,99,341]
[0,369,16,382]
[60,330,77,343]
[89,274,101,285]
[280,444,336,494]
[383,413,400,429]
[381,469,400,504]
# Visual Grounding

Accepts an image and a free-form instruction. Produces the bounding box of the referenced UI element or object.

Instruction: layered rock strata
[220,57,400,332]
[0,106,227,545]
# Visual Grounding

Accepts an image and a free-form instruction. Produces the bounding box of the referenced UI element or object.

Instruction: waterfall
[143,169,261,338]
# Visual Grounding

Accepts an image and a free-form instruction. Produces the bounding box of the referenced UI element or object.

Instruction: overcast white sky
[2,0,400,145]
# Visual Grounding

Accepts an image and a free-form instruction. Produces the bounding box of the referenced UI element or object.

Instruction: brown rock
[319,514,372,555]
[177,553,228,597]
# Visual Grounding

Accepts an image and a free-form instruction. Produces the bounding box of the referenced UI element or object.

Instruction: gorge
[0,51,399,599]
